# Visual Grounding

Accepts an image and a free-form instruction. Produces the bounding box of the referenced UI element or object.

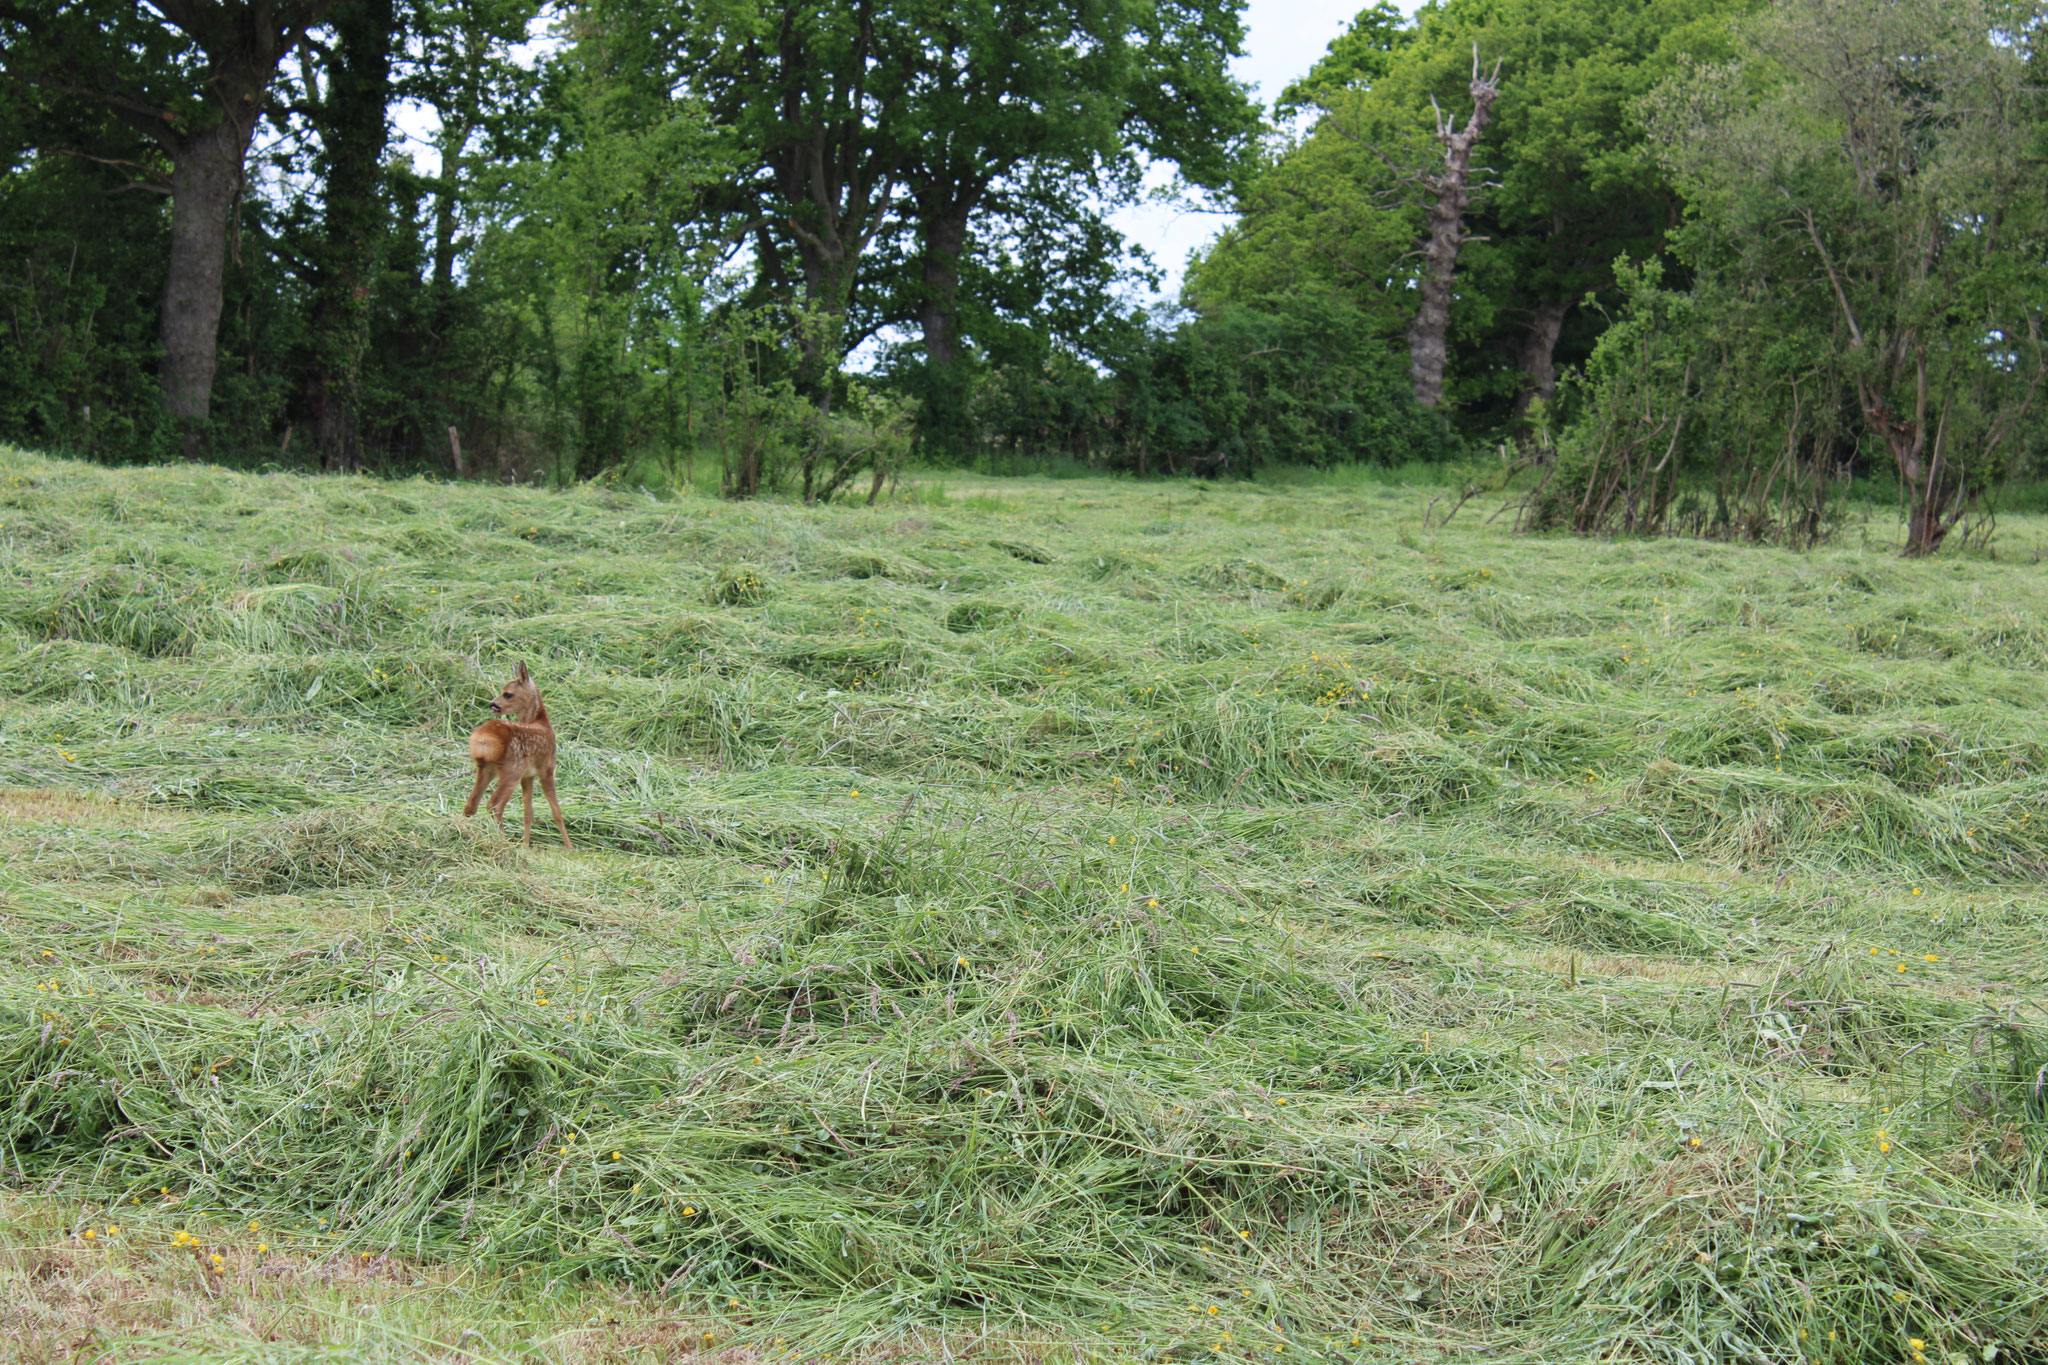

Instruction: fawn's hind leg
[520,775,536,847]
[487,772,515,834]
[463,761,492,817]
[541,767,571,850]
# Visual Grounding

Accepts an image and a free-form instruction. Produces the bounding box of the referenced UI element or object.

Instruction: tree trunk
[1406,53,1501,409]
[305,0,394,473]
[160,114,258,431]
[915,201,975,456]
[917,208,969,370]
[1510,297,1571,421]
[1861,375,1966,558]
[432,119,468,298]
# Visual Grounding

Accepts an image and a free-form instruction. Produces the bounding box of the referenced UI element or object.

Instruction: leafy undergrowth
[2,448,2046,1365]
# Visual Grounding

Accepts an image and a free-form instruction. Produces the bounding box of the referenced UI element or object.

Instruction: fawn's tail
[469,730,506,764]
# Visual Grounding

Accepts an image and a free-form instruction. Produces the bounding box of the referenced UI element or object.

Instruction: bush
[949,290,1462,476]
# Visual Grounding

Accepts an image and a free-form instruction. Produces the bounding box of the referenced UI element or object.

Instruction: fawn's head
[487,662,542,720]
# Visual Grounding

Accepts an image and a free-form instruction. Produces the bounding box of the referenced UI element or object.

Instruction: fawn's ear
[515,660,531,682]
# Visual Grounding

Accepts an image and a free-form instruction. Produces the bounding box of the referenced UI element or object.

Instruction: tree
[292,0,399,471]
[616,0,1255,453]
[406,0,541,314]
[0,40,175,454]
[1640,0,2048,554]
[888,0,1257,450]
[1276,0,1413,115]
[1194,0,1748,429]
[469,0,724,483]
[663,0,908,412]
[1406,49,1500,408]
[372,0,543,472]
[1,0,333,438]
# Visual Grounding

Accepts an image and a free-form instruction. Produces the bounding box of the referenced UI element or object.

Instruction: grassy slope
[1,447,2045,1365]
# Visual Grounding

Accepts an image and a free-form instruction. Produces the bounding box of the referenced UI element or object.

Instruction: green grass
[2,446,2046,1365]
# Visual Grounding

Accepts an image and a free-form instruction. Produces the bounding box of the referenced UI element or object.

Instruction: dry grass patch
[0,786,171,828]
[0,1197,800,1365]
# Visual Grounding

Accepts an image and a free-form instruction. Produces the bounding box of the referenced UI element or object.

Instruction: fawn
[462,661,572,849]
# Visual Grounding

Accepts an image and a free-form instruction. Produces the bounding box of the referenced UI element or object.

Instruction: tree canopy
[1543,0,2048,553]
[1195,0,1751,427]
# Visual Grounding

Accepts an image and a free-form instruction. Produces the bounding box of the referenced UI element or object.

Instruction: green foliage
[6,0,2045,516]
[1198,0,1751,432]
[0,0,1267,485]
[1523,256,1850,545]
[0,143,171,459]
[1276,0,1414,115]
[639,0,1261,446]
[957,292,1460,474]
[1125,292,1460,472]
[1565,0,2048,552]
[471,12,726,485]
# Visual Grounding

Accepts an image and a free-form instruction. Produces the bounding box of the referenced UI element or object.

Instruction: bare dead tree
[1407,46,1502,409]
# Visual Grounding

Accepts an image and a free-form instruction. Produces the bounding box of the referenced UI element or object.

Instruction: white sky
[1110,0,1373,308]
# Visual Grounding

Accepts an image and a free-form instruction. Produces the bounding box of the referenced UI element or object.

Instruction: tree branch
[1,69,183,152]
[53,147,174,189]
[1789,196,1862,348]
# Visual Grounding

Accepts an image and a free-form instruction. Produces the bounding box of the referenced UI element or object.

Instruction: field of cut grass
[1,445,2045,1365]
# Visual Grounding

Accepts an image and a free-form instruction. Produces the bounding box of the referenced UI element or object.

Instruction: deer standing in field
[463,661,572,849]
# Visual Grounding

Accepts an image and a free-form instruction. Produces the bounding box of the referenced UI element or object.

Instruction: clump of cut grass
[708,563,772,606]
[2,444,2047,1363]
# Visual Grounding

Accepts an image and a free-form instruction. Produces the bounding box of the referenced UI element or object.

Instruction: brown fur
[462,661,571,849]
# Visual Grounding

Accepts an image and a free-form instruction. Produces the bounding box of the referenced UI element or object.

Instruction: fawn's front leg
[520,775,536,847]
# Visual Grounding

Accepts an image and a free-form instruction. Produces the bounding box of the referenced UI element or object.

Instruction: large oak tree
[1,0,334,437]
[614,0,1257,441]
